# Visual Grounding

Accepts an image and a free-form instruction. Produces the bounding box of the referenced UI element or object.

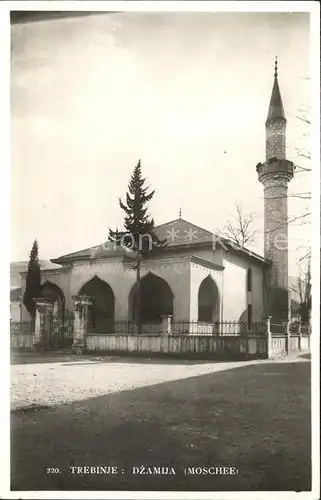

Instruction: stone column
[33,297,55,351]
[161,315,172,336]
[266,316,272,359]
[308,309,311,335]
[286,320,291,355]
[213,321,221,335]
[72,295,93,354]
[298,318,302,351]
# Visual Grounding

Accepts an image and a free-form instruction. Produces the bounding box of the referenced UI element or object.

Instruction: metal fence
[10,320,34,350]
[51,310,74,349]
[271,321,310,336]
[170,320,267,336]
[301,323,310,335]
[87,319,268,336]
[88,320,162,335]
[271,322,287,335]
[10,316,311,353]
[10,320,33,334]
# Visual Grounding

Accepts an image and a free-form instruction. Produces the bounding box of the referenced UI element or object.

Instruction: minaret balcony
[256,158,294,184]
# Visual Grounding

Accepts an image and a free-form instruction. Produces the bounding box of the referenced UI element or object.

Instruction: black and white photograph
[2,2,320,497]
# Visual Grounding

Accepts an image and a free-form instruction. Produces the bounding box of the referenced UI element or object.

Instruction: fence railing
[9,316,311,357]
[301,323,310,335]
[271,322,287,335]
[271,321,310,336]
[171,321,213,334]
[170,321,266,335]
[220,321,266,335]
[87,320,268,336]
[10,318,311,338]
[88,320,162,335]
[10,320,33,334]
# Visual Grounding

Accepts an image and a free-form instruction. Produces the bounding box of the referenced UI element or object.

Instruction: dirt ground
[10,353,311,492]
[11,353,275,411]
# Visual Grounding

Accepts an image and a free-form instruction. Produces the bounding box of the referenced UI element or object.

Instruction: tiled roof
[153,218,214,247]
[10,260,61,285]
[10,287,22,301]
[51,240,135,264]
[51,218,268,266]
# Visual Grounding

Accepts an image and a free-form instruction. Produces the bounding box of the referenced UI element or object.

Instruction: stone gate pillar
[33,297,55,351]
[161,315,172,336]
[72,295,93,354]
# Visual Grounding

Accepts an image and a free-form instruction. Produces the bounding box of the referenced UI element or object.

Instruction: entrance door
[50,310,74,349]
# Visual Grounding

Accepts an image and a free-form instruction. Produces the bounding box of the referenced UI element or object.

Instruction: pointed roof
[266,58,286,123]
[50,218,269,266]
[51,241,134,264]
[153,218,214,247]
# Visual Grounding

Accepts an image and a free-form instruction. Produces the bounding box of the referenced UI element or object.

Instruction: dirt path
[12,354,274,410]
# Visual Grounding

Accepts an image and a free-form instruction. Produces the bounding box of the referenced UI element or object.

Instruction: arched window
[41,282,65,320]
[198,275,220,323]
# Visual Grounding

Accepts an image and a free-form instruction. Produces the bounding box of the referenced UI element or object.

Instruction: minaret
[256,58,294,321]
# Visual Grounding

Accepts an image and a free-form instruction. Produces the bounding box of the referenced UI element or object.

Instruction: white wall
[190,263,223,322]
[69,254,191,321]
[70,258,133,320]
[193,246,224,267]
[222,251,265,322]
[20,274,31,321]
[41,269,72,309]
[20,268,72,320]
[252,263,265,321]
[19,248,264,324]
[10,301,21,321]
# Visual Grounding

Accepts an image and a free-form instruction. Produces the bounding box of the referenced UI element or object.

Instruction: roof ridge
[154,217,216,236]
[154,218,181,229]
[55,244,100,259]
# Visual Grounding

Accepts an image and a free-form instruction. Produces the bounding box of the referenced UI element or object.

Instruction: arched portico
[41,281,65,319]
[129,272,174,322]
[78,275,115,333]
[198,275,220,323]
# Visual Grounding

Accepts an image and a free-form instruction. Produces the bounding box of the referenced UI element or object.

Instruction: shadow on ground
[11,360,311,492]
[298,353,311,360]
[10,352,262,366]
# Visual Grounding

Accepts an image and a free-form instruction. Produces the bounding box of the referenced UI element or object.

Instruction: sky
[10,11,311,275]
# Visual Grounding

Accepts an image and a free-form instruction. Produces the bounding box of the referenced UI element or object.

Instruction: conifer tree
[109,160,164,332]
[23,239,41,319]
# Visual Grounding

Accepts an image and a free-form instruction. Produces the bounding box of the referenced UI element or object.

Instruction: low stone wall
[10,328,311,360]
[85,333,268,359]
[11,333,34,350]
[290,335,300,351]
[269,334,311,358]
[270,336,287,358]
[300,335,310,351]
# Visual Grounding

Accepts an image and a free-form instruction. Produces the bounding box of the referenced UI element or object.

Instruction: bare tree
[290,103,311,259]
[290,257,311,324]
[267,105,311,201]
[294,105,311,171]
[221,203,258,247]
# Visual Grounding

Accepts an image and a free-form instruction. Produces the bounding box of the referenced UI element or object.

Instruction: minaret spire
[265,57,286,160]
[266,56,286,124]
[256,60,294,324]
